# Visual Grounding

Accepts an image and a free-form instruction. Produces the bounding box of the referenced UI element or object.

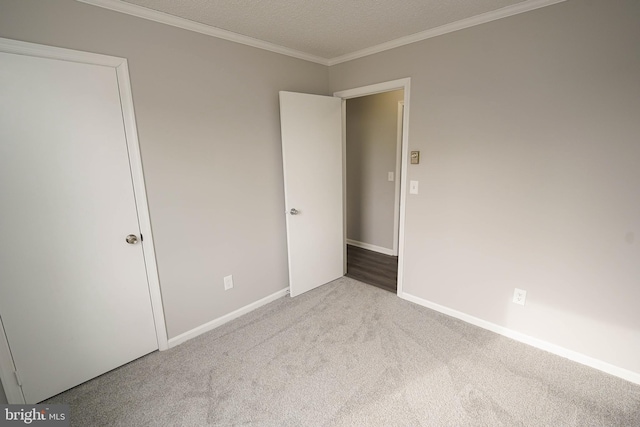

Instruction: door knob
[289,208,300,215]
[125,234,138,244]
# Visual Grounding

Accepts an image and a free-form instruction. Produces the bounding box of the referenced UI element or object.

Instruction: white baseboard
[168,288,289,348]
[346,239,395,256]
[399,291,640,386]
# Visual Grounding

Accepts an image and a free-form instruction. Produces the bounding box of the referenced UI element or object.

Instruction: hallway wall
[346,90,404,252]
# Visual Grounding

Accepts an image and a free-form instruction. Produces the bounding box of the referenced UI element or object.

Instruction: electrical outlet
[513,288,526,306]
[224,275,233,290]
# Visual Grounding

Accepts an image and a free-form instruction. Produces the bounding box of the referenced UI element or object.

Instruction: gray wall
[0,380,6,404]
[0,0,329,339]
[1,0,639,385]
[346,90,404,250]
[331,0,640,375]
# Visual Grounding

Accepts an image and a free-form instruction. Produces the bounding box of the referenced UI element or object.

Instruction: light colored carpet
[47,277,640,426]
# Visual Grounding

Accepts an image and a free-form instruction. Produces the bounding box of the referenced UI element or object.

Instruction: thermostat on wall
[410,151,420,164]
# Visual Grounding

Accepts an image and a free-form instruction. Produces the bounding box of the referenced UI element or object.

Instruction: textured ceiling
[120,0,529,59]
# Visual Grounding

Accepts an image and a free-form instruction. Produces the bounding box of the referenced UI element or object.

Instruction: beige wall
[346,90,403,250]
[331,0,640,375]
[0,0,329,339]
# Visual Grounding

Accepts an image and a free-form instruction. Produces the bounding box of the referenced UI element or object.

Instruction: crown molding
[328,0,567,65]
[77,0,566,68]
[76,0,330,65]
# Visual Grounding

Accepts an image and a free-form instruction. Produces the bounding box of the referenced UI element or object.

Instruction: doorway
[343,90,404,293]
[334,78,411,296]
[279,79,410,298]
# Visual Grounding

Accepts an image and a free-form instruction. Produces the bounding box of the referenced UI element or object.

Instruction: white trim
[0,37,124,66]
[334,78,411,297]
[346,239,394,256]
[400,292,640,386]
[334,79,410,100]
[328,0,567,65]
[168,288,289,348]
[397,82,410,297]
[0,317,24,404]
[392,102,404,257]
[76,0,328,65]
[0,38,169,403]
[77,0,564,67]
[341,100,348,275]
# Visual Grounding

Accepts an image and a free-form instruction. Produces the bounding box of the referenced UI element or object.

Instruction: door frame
[393,101,405,256]
[334,78,411,296]
[0,38,168,404]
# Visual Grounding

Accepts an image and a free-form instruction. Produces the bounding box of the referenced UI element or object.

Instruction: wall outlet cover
[513,288,526,305]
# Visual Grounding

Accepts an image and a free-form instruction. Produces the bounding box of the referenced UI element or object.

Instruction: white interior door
[279,92,344,297]
[0,51,158,403]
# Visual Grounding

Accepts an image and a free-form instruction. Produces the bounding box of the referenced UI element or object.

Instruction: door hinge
[14,370,22,387]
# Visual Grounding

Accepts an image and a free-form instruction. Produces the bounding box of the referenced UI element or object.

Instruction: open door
[279,92,343,297]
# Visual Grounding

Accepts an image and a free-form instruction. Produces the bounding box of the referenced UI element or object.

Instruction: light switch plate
[410,180,419,194]
[224,275,233,290]
[388,172,394,181]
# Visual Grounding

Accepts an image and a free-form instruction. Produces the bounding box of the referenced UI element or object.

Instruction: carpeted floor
[46,277,640,426]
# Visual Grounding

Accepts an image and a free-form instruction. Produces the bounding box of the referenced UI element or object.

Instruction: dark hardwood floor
[346,244,398,293]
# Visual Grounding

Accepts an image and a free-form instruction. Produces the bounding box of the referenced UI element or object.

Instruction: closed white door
[279,92,344,297]
[0,51,158,403]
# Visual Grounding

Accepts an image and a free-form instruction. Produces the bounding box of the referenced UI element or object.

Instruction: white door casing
[393,101,405,256]
[279,92,344,297]
[0,38,167,404]
[334,78,411,296]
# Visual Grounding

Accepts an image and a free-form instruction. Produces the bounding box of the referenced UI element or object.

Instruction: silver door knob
[289,208,300,215]
[125,234,138,244]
